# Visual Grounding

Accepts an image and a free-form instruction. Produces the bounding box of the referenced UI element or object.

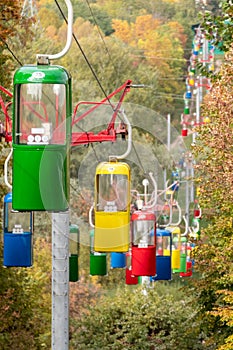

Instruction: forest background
[0,0,232,349]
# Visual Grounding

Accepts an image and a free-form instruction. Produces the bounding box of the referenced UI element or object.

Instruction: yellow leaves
[209,289,233,331]
[112,15,161,45]
[38,7,62,31]
[112,19,131,44]
[112,15,186,68]
[134,15,161,37]
[73,17,95,39]
[45,25,57,40]
[166,21,187,46]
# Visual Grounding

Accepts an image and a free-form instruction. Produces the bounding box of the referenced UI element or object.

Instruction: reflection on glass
[6,202,31,232]
[133,220,155,246]
[16,84,66,145]
[96,174,128,212]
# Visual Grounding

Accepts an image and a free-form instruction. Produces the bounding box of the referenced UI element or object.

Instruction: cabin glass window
[15,83,66,145]
[96,174,128,212]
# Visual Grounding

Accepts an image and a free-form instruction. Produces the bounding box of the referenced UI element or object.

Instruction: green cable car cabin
[12,65,72,211]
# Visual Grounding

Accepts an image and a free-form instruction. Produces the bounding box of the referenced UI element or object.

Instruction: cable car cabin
[190,218,201,240]
[165,226,181,270]
[110,252,126,268]
[180,242,193,278]
[180,261,193,278]
[171,170,180,191]
[173,236,187,274]
[125,250,138,285]
[131,211,156,277]
[94,161,130,253]
[12,65,71,211]
[69,224,79,282]
[89,229,107,276]
[3,193,33,267]
[151,229,172,281]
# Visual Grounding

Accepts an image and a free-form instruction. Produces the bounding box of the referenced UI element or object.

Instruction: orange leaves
[134,15,161,38]
[112,19,131,44]
[0,1,22,40]
[193,46,233,217]
[112,14,186,77]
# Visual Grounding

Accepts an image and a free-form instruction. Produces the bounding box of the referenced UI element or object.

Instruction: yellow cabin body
[166,226,181,269]
[94,161,130,252]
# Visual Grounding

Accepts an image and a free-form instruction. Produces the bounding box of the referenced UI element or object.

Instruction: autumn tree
[70,284,207,349]
[190,2,233,346]
[0,0,34,88]
[112,14,186,114]
[0,1,21,87]
[0,238,51,349]
[192,43,233,349]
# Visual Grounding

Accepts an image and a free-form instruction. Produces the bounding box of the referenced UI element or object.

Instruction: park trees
[191,1,233,348]
[0,0,34,88]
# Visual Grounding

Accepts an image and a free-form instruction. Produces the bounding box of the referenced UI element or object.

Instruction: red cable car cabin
[131,210,156,277]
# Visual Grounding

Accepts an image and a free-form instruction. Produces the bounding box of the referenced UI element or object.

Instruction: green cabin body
[12,65,72,211]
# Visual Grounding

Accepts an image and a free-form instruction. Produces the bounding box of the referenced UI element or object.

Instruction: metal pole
[185,163,189,225]
[164,114,171,199]
[52,211,70,350]
[190,157,195,203]
[167,113,171,152]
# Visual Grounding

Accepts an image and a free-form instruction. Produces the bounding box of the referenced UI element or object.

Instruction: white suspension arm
[109,110,132,160]
[89,203,95,228]
[4,148,13,190]
[37,0,73,61]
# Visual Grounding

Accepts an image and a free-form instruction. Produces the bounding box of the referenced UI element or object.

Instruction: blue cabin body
[110,252,126,268]
[3,193,33,267]
[151,229,172,281]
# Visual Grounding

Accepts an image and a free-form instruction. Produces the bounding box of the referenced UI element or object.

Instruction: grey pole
[163,114,171,199]
[52,211,70,350]
[185,153,191,225]
[167,113,171,153]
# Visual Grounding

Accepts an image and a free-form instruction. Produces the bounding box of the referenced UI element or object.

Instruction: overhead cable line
[131,142,147,175]
[132,48,195,53]
[153,96,186,101]
[54,0,114,110]
[84,0,112,59]
[131,54,187,61]
[158,78,184,80]
[84,0,121,90]
[0,36,23,66]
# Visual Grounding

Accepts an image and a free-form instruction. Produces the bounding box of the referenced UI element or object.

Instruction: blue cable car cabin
[151,228,172,281]
[12,65,72,211]
[3,193,33,267]
[110,252,126,268]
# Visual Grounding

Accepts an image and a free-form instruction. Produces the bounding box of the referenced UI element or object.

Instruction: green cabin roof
[14,65,70,85]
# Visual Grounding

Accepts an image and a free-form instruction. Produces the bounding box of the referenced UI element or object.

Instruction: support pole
[185,156,190,226]
[52,211,70,350]
[164,114,171,199]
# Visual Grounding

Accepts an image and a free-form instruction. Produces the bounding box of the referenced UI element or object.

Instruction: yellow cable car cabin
[165,226,181,270]
[94,161,130,252]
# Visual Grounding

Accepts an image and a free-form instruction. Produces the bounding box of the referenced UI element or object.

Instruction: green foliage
[190,10,233,348]
[70,283,206,349]
[0,238,51,349]
[199,0,233,52]
[0,0,21,88]
[74,2,114,36]
[2,1,231,349]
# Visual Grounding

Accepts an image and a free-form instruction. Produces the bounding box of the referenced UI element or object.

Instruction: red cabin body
[125,251,138,285]
[131,210,156,277]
